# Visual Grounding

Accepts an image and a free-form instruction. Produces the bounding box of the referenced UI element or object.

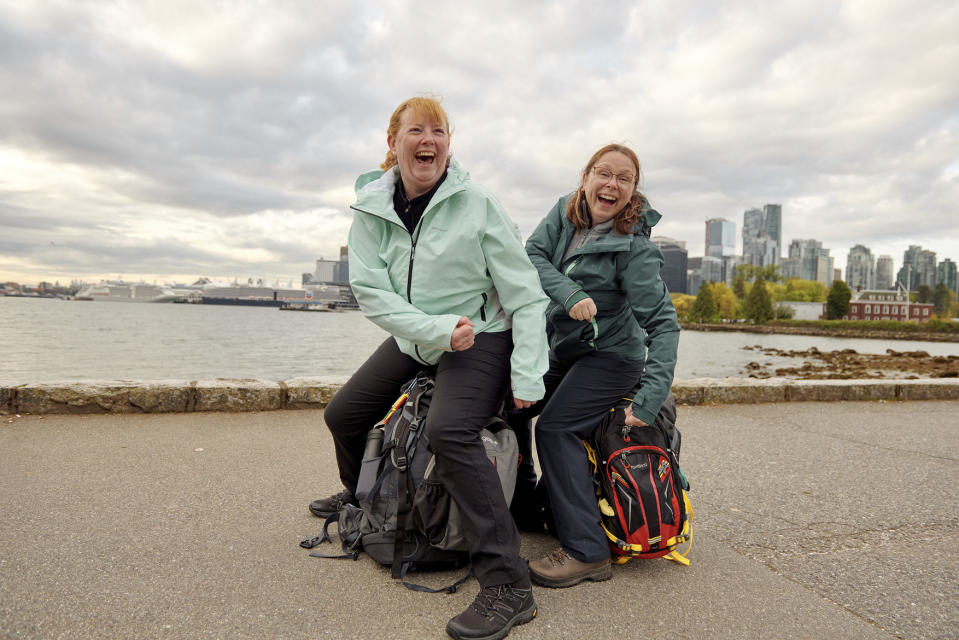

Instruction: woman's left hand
[513,397,535,410]
[624,404,649,427]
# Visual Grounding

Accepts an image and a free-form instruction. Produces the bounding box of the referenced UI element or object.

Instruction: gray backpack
[304,372,518,593]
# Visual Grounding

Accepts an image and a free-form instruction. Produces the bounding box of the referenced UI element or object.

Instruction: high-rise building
[938,258,957,293]
[786,239,823,281]
[762,204,782,264]
[815,253,835,287]
[653,237,688,294]
[876,255,894,289]
[916,249,937,288]
[897,246,922,290]
[705,218,736,258]
[780,256,801,280]
[747,235,778,268]
[846,245,876,291]
[305,250,350,286]
[687,256,703,296]
[722,255,742,288]
[701,256,724,286]
[742,208,763,264]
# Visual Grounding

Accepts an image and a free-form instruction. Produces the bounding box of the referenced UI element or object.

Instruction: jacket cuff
[435,314,463,350]
[563,289,589,313]
[631,402,658,427]
[511,380,545,403]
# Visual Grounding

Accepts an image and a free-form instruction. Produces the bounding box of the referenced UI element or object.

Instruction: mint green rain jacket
[347,159,550,401]
[525,195,680,425]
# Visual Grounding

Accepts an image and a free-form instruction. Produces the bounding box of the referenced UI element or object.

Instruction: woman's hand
[450,316,475,351]
[624,404,649,427]
[569,297,597,322]
[512,397,535,410]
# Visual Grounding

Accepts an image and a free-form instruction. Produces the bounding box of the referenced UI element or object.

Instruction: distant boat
[74,282,186,303]
[197,284,310,307]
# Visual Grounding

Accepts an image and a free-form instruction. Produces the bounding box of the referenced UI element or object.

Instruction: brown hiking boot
[529,547,611,588]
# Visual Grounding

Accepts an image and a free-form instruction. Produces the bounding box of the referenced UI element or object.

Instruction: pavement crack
[776,416,958,463]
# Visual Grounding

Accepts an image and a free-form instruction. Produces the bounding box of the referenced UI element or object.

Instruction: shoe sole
[529,564,612,588]
[445,603,537,640]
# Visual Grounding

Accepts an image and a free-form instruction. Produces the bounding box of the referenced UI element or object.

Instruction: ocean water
[2,296,957,383]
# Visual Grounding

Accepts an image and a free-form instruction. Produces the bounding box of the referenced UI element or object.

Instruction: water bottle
[363,427,384,460]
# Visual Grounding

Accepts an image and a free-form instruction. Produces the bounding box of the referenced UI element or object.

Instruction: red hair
[380,96,452,170]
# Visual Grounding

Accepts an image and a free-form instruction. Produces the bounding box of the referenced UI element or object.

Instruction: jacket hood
[353,158,468,198]
[641,207,662,228]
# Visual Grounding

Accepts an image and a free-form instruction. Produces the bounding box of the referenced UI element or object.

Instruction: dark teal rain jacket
[525,194,680,425]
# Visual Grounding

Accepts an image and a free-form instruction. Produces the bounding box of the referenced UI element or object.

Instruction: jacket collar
[351,158,469,225]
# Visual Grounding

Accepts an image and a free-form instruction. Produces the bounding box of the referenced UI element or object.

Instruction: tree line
[673,264,958,324]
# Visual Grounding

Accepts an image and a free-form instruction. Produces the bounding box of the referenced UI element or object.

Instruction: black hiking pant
[323,332,528,587]
[511,350,645,562]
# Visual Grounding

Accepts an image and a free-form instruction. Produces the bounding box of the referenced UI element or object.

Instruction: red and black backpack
[585,392,692,565]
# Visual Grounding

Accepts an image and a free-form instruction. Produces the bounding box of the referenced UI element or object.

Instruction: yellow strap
[582,440,598,472]
[599,490,694,566]
[665,492,694,566]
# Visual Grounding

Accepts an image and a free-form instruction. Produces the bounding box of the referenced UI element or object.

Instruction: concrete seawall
[3,377,958,415]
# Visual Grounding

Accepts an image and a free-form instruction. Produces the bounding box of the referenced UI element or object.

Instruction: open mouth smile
[414,150,436,165]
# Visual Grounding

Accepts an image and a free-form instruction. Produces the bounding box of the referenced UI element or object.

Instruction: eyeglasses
[590,167,635,188]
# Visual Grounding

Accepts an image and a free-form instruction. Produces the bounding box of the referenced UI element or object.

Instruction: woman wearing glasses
[523,143,680,588]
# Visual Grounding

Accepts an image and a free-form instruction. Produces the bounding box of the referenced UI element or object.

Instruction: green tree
[782,278,827,302]
[687,284,719,323]
[933,283,955,316]
[742,275,773,324]
[735,263,782,285]
[732,264,748,299]
[759,264,783,283]
[825,279,852,319]
[710,282,739,320]
[773,302,796,319]
[670,293,696,321]
[916,284,933,303]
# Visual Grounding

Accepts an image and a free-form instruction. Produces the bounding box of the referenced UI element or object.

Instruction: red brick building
[835,290,935,322]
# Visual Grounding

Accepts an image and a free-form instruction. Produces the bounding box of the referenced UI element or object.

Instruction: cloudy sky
[2,0,957,287]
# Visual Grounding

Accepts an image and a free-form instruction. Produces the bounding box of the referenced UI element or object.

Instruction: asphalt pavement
[1,400,956,639]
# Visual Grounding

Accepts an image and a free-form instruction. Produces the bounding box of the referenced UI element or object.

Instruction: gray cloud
[1,0,957,286]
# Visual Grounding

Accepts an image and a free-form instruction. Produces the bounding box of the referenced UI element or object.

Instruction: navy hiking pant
[323,332,528,587]
[535,350,645,563]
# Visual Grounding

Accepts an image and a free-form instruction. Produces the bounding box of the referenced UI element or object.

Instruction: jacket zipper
[562,256,598,348]
[406,221,426,362]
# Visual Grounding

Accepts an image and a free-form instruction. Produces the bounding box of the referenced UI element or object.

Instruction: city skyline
[662,207,956,297]
[2,2,958,286]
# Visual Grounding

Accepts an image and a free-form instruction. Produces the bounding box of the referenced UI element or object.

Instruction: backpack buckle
[393,445,408,471]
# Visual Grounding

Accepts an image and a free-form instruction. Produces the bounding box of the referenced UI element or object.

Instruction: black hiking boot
[446,577,537,640]
[308,488,356,518]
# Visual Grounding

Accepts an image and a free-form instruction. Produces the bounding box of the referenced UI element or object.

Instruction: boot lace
[469,585,524,621]
[545,548,572,567]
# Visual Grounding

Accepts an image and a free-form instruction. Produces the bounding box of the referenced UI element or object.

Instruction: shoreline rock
[682,322,959,343]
